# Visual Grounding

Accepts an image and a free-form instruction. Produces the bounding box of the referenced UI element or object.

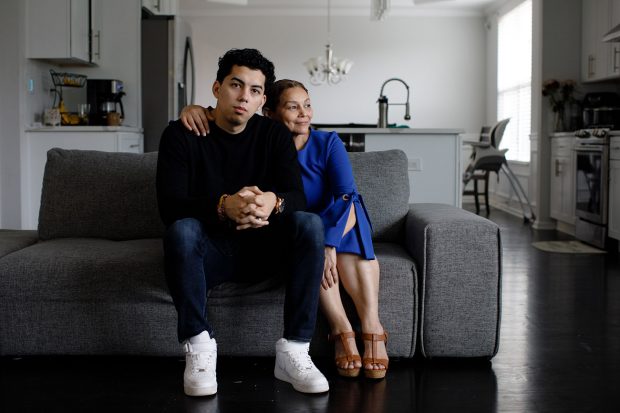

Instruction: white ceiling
[180,0,504,16]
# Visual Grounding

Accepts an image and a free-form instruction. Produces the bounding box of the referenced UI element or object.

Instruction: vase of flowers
[542,79,578,132]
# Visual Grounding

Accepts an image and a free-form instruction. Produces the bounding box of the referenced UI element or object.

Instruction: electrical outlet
[408,158,422,171]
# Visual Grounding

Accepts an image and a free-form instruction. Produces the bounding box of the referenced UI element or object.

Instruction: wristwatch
[274,196,285,214]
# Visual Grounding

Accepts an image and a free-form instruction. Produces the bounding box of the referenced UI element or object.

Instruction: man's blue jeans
[163,212,324,343]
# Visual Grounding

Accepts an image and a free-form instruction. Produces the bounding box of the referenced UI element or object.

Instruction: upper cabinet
[26,0,100,66]
[610,0,620,77]
[142,0,178,16]
[582,0,620,82]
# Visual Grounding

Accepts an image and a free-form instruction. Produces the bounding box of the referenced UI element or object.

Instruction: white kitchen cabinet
[142,0,178,15]
[609,137,620,240]
[549,135,576,225]
[582,0,619,81]
[609,0,620,76]
[22,128,144,229]
[90,0,102,64]
[26,0,99,65]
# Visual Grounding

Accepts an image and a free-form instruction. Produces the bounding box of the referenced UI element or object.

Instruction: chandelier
[304,0,353,86]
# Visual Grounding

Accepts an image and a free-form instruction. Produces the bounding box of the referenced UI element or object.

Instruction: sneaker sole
[274,365,329,394]
[184,384,217,397]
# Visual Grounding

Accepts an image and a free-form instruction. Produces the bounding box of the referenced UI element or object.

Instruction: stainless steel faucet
[377,78,411,128]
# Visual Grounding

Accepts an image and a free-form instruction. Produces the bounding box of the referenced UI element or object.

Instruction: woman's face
[272,87,313,136]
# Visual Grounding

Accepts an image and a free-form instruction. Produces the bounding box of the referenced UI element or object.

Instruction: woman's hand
[322,246,338,290]
[180,105,213,136]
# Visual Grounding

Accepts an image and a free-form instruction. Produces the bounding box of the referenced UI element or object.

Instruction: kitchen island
[317,127,463,207]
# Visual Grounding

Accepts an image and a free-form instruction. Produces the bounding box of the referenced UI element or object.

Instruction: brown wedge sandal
[361,332,389,379]
[329,331,362,377]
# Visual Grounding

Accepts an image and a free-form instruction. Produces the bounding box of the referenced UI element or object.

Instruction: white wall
[0,0,24,228]
[185,13,487,135]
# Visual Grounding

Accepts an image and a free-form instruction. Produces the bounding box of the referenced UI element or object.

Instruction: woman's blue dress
[297,129,375,260]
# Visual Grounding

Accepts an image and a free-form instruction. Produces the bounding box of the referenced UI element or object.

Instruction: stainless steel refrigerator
[141,14,195,152]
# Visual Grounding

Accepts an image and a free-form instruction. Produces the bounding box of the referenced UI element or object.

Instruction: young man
[156,48,328,396]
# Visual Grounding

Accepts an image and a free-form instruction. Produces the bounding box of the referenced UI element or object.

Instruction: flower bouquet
[542,79,578,131]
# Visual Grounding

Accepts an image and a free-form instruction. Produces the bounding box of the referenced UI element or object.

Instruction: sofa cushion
[0,230,38,259]
[38,148,164,241]
[348,150,409,242]
[0,238,168,302]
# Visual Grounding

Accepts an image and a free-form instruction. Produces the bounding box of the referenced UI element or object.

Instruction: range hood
[603,23,620,42]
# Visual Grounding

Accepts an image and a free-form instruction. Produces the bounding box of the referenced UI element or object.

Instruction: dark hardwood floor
[1,208,619,412]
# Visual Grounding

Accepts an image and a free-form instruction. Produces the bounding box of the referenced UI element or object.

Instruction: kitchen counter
[322,127,464,135]
[26,126,143,133]
[550,132,576,138]
[317,127,463,207]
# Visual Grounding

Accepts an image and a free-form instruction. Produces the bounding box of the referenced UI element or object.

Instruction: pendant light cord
[327,0,331,45]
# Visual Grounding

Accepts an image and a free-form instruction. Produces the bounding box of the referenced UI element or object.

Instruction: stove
[573,128,611,248]
[574,128,612,144]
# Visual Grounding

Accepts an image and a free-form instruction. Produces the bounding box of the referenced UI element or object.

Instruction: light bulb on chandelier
[303,0,353,85]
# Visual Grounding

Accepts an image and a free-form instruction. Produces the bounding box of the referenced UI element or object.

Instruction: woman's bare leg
[337,254,387,371]
[319,284,361,370]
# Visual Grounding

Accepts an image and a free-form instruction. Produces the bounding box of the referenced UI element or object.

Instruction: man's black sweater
[156,116,306,231]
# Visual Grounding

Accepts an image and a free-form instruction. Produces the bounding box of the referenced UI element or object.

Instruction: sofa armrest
[405,204,502,359]
[0,230,38,260]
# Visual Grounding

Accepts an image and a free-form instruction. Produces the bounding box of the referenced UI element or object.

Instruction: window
[497,0,532,162]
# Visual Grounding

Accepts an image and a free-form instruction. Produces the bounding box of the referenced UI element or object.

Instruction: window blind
[497,0,532,162]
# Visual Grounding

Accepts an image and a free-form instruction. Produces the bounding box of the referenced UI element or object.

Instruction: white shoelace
[287,350,314,372]
[189,351,215,373]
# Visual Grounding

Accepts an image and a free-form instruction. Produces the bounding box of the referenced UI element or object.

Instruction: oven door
[574,145,609,224]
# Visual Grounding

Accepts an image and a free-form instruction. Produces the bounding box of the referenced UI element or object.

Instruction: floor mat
[531,240,606,254]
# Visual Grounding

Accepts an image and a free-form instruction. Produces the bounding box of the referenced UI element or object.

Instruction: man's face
[212,65,267,132]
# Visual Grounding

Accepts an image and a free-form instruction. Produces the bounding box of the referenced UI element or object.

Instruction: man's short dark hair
[216,48,276,90]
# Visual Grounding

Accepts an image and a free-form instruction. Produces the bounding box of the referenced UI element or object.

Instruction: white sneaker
[274,338,329,394]
[183,339,218,396]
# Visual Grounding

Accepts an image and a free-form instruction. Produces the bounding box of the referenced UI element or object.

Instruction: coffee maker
[87,79,125,126]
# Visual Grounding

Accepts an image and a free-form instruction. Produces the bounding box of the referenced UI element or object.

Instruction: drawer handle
[94,31,101,59]
[129,144,139,148]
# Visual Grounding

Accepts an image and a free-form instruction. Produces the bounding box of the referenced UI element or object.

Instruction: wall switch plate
[408,158,422,171]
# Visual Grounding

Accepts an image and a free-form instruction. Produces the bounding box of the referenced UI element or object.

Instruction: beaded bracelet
[217,194,229,221]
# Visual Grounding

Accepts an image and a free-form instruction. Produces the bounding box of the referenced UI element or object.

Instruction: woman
[180,80,388,379]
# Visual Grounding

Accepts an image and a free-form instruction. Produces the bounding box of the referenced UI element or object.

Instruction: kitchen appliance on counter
[582,92,620,129]
[573,127,611,248]
[87,79,125,126]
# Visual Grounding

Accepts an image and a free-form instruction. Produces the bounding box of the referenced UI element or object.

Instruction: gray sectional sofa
[0,148,502,359]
